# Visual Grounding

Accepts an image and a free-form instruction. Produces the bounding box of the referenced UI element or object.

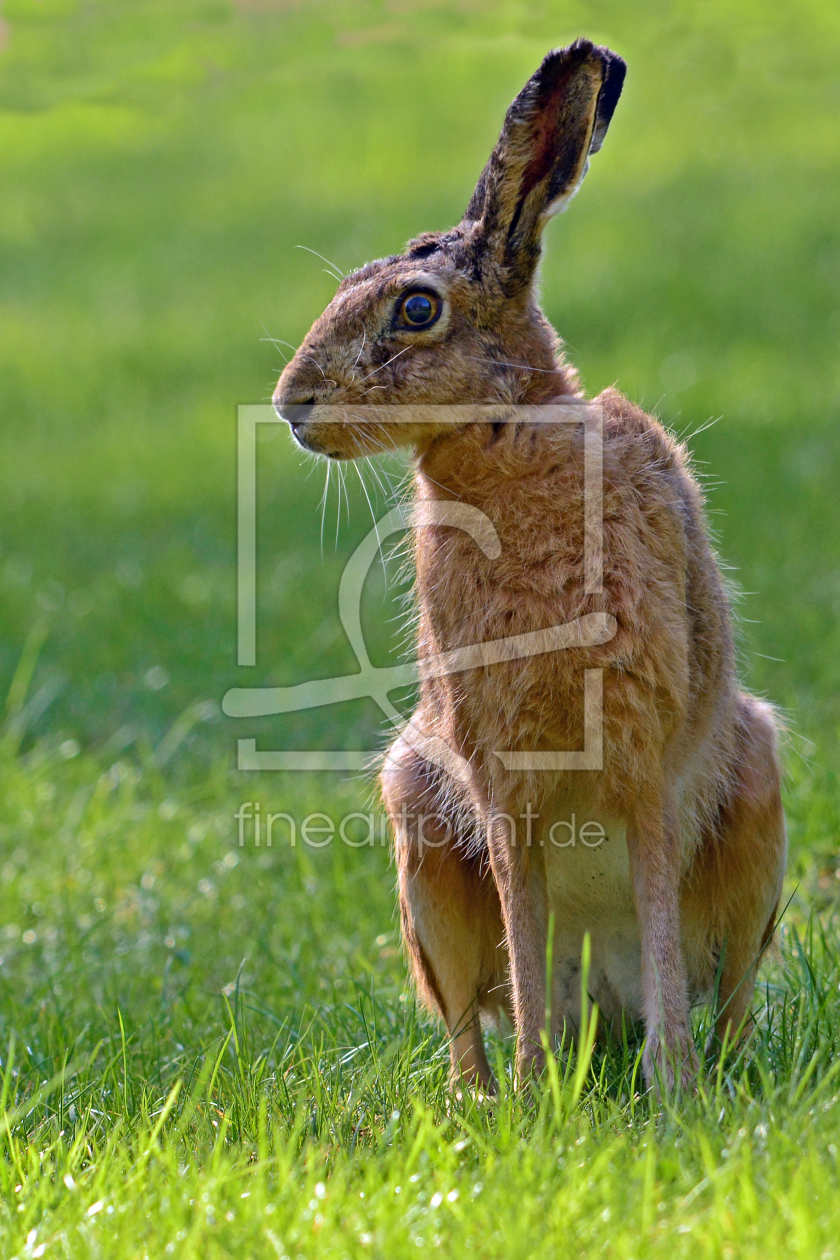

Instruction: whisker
[362,452,392,502]
[464,353,563,375]
[352,329,366,370]
[260,324,290,364]
[682,415,721,442]
[334,458,344,550]
[353,461,388,586]
[341,460,351,529]
[265,340,338,390]
[355,345,413,385]
[343,413,395,458]
[319,459,332,560]
[303,353,328,381]
[294,244,346,280]
[300,356,339,391]
[419,469,461,498]
[368,420,403,470]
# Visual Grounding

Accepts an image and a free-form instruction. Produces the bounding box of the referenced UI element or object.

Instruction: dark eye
[398,290,441,329]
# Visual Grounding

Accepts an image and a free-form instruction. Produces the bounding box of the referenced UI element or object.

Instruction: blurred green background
[1,7,840,1250]
[1,0,839,852]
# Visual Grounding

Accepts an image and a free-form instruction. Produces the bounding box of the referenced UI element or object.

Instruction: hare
[273,40,787,1090]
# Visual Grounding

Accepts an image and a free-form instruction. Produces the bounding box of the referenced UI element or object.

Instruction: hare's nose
[276,398,316,426]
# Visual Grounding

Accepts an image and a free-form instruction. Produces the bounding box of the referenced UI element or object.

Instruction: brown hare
[273,39,787,1091]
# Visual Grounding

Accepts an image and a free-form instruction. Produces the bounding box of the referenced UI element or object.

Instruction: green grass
[1,0,840,1255]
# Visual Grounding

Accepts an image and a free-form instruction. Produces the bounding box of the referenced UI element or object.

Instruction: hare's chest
[541,817,644,1027]
[420,534,586,746]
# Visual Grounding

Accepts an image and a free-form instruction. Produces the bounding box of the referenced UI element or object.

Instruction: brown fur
[273,41,787,1091]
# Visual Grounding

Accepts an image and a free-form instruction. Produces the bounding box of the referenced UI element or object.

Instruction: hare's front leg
[627,786,696,1091]
[485,813,549,1083]
[381,737,509,1090]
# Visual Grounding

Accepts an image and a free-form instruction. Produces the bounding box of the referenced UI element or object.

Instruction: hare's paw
[448,1080,497,1115]
[514,1044,546,1091]
[643,1029,699,1097]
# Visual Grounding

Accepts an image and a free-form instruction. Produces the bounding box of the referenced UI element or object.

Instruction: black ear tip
[536,39,594,82]
[596,46,626,125]
[568,36,598,58]
[536,40,626,98]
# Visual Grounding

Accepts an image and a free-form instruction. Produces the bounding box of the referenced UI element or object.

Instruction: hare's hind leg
[627,786,697,1091]
[684,694,787,1048]
[381,736,509,1090]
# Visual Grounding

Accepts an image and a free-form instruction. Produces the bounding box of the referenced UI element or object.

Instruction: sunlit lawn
[1,1,840,1255]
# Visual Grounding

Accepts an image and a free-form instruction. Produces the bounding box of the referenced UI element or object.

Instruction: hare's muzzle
[275,399,315,427]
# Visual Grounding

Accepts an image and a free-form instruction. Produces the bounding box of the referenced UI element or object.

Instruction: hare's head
[274,39,625,459]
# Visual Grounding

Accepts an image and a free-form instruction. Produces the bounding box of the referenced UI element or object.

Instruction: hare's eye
[397,291,441,329]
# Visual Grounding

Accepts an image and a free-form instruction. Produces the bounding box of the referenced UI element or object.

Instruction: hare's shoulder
[597,388,689,469]
[594,387,704,519]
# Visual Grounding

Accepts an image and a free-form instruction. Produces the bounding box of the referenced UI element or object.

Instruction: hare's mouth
[278,409,357,460]
[273,398,334,455]
[287,421,338,458]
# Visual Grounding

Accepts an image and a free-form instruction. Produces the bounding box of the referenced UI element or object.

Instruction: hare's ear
[465,40,625,292]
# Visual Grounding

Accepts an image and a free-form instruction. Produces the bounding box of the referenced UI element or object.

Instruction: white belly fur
[543,819,644,1034]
